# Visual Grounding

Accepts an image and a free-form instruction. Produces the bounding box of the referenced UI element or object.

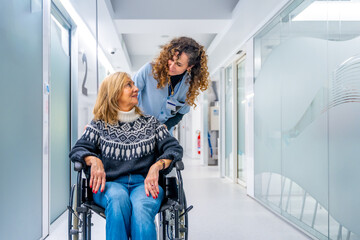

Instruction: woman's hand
[145,159,172,198]
[84,156,106,194]
[144,163,162,199]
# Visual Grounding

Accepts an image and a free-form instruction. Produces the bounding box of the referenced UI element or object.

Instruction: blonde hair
[93,72,142,124]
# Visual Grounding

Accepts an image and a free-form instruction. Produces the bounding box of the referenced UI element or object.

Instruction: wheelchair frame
[68,161,192,240]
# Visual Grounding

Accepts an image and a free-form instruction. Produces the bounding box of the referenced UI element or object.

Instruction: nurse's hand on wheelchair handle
[84,156,106,194]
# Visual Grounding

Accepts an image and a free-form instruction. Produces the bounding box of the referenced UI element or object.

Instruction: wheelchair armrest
[175,161,184,171]
[74,161,84,172]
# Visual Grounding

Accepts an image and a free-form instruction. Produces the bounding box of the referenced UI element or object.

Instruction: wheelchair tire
[162,193,189,240]
[68,184,79,240]
[180,193,189,240]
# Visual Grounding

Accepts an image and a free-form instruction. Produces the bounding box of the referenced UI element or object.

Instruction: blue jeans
[93,174,164,240]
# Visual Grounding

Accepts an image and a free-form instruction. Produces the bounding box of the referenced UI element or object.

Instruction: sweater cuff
[71,151,99,166]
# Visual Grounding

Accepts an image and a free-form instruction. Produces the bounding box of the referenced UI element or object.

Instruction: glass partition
[97,0,114,82]
[50,0,114,226]
[64,0,113,136]
[50,14,71,223]
[0,0,118,236]
[327,1,360,238]
[237,59,246,183]
[0,1,43,239]
[68,0,99,135]
[225,65,234,179]
[254,0,360,239]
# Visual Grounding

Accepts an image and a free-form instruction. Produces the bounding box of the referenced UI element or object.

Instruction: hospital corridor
[1,0,360,239]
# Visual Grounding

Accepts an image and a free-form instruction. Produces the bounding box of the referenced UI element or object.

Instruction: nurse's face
[117,77,139,111]
[168,52,192,76]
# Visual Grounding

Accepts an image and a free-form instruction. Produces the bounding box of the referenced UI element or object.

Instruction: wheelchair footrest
[84,202,106,219]
[159,202,172,212]
[179,205,193,217]
[160,198,178,212]
[70,229,81,235]
[76,206,88,213]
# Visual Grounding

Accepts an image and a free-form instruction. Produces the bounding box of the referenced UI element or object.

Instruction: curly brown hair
[152,36,210,108]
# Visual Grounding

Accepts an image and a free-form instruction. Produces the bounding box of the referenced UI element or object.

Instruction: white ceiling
[102,0,240,73]
[63,0,303,76]
[108,0,239,19]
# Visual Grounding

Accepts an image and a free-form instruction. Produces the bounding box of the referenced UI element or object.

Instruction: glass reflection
[254,0,360,239]
[225,65,233,179]
[237,59,246,183]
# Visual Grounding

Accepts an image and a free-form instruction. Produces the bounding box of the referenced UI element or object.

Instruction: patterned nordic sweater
[69,114,183,180]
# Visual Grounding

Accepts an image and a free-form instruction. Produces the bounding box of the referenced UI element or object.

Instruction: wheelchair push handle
[74,161,84,172]
[175,161,184,171]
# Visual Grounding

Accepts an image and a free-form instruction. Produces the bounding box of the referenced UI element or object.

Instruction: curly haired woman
[133,36,210,132]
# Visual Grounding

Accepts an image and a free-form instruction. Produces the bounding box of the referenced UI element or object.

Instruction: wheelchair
[68,160,192,240]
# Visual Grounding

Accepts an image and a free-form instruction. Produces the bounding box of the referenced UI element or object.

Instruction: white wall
[183,103,202,159]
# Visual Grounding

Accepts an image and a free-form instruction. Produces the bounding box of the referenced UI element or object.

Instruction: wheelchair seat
[68,161,192,240]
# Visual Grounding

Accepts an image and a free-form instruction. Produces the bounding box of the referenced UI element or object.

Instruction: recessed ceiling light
[161,35,169,38]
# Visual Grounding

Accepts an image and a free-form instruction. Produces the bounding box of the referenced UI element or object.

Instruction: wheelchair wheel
[68,184,79,240]
[179,193,189,240]
[162,193,189,240]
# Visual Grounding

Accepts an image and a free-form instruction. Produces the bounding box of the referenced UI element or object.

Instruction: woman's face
[117,77,139,111]
[168,52,192,76]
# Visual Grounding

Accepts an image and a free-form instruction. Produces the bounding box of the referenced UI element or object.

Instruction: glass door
[50,12,71,223]
[236,57,246,184]
[225,65,233,179]
[0,1,44,239]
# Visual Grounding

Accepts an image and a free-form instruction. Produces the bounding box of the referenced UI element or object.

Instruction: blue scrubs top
[133,62,191,123]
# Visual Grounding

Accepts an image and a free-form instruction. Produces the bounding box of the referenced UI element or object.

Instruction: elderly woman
[69,72,183,240]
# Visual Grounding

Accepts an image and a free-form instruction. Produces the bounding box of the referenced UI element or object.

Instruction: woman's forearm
[154,159,172,171]
[84,155,100,166]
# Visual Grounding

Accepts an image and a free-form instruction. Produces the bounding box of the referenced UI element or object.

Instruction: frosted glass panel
[328,17,360,239]
[254,0,360,239]
[254,46,282,211]
[0,1,43,239]
[237,60,246,182]
[50,17,71,223]
[97,0,113,80]
[225,65,233,178]
[73,0,99,137]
